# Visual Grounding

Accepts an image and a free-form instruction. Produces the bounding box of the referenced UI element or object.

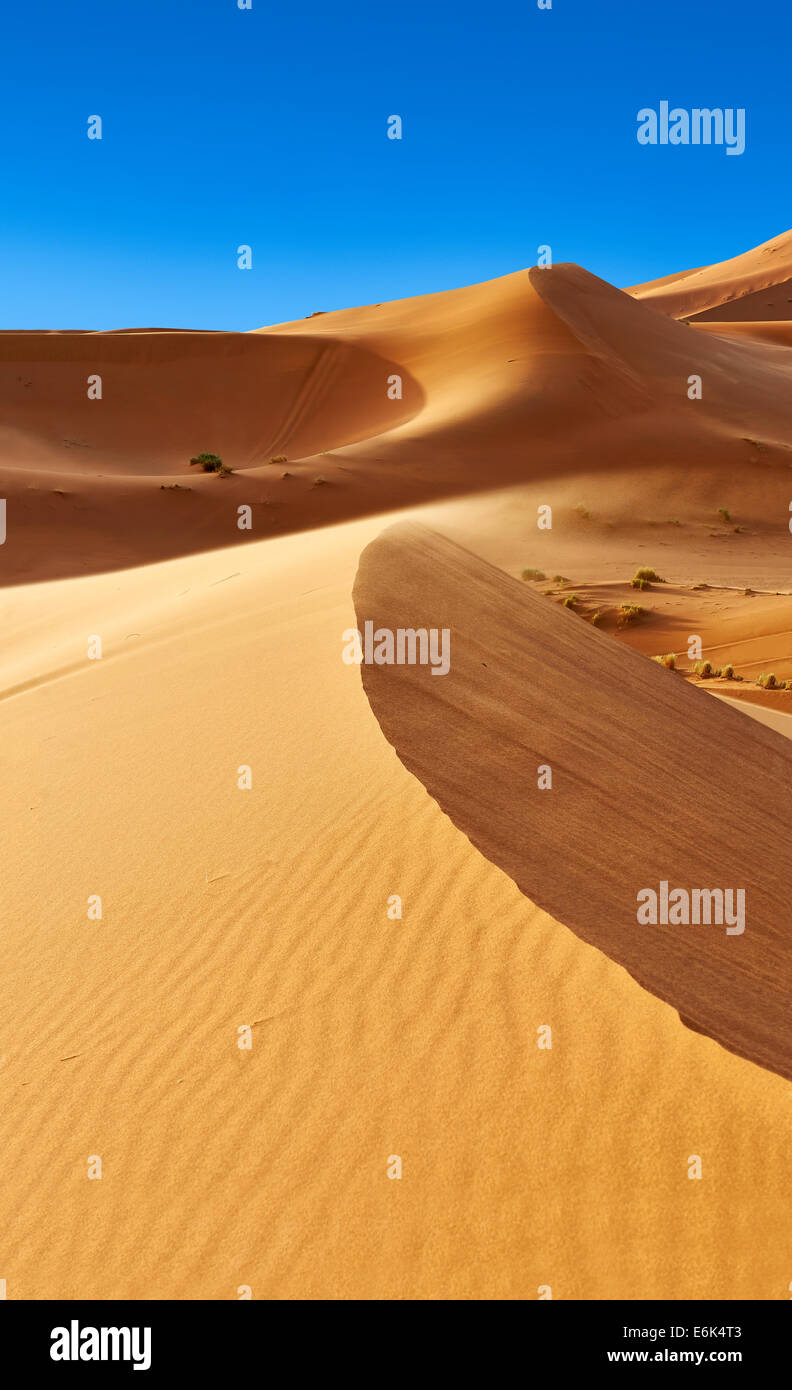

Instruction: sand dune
[0,328,421,472]
[692,320,792,347]
[629,228,792,320]
[2,505,792,1302]
[5,228,792,1301]
[353,521,792,1083]
[4,247,792,584]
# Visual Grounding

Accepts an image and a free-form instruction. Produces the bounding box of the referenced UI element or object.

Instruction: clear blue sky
[1,0,788,329]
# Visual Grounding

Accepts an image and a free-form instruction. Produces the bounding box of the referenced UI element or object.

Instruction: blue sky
[1,0,788,328]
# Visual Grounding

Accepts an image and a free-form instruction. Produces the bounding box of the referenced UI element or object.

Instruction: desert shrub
[521,568,546,581]
[693,660,715,678]
[757,672,778,689]
[552,574,570,586]
[718,506,731,523]
[718,665,735,679]
[633,566,663,583]
[653,653,676,669]
[190,452,224,472]
[562,593,579,608]
[574,503,590,519]
[619,603,645,623]
[270,455,288,463]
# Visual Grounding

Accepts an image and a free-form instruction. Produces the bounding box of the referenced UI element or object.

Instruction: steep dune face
[353,522,792,1084]
[629,229,792,320]
[529,263,792,427]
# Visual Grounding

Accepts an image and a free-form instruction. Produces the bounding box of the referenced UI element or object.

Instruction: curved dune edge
[353,521,792,1083]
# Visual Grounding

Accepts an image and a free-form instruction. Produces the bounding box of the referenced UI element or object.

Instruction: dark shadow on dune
[352,520,792,1084]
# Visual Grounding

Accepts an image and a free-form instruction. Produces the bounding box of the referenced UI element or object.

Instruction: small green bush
[521,568,546,582]
[190,452,225,473]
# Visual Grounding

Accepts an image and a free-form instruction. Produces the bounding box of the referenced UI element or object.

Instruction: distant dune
[629,228,792,320]
[3,233,792,582]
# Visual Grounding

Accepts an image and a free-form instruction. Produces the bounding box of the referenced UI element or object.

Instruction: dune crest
[353,521,792,1083]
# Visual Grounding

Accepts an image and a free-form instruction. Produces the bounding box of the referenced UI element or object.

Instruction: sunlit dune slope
[3,508,792,1301]
[629,229,792,320]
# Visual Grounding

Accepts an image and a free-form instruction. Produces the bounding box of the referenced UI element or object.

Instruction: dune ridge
[353,521,792,1084]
